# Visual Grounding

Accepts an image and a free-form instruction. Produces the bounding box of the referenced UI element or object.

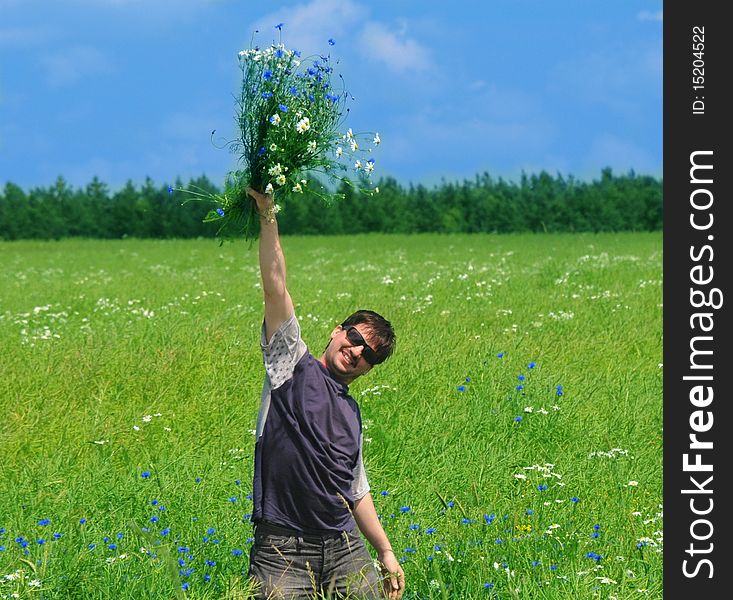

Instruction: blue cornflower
[38,519,50,526]
[278,103,288,113]
[53,533,62,539]
[447,501,454,508]
[275,23,284,30]
[434,544,441,551]
[261,91,273,99]
[550,565,558,571]
[207,528,216,535]
[289,86,299,95]
[203,574,211,582]
[181,582,189,591]
[206,559,216,567]
[457,385,466,392]
[517,375,525,382]
[571,496,580,503]
[380,491,389,496]
[196,477,202,483]
[181,568,195,577]
[149,515,158,523]
[405,547,416,553]
[37,539,46,545]
[514,416,522,422]
[409,524,420,531]
[556,384,564,396]
[484,583,494,589]
[528,362,536,369]
[231,548,243,556]
[591,532,600,538]
[484,514,496,524]
[0,546,5,551]
[88,543,96,550]
[526,509,534,516]
[228,497,237,503]
[516,384,524,391]
[636,541,648,549]
[275,48,284,58]
[495,539,503,545]
[462,518,474,525]
[246,537,254,543]
[141,471,151,478]
[328,38,336,45]
[497,352,504,358]
[532,560,541,566]
[178,558,186,567]
[158,505,166,512]
[216,208,225,217]
[399,506,410,513]
[308,94,315,101]
[104,536,110,543]
[234,479,241,486]
[108,543,116,550]
[263,70,273,80]
[116,532,123,540]
[593,524,601,530]
[79,518,87,524]
[537,485,548,491]
[245,494,253,500]
[0,527,5,535]
[425,527,436,534]
[167,185,173,194]
[160,528,170,536]
[178,546,189,553]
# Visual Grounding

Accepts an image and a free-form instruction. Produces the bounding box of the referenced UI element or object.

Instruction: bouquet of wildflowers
[184,24,381,240]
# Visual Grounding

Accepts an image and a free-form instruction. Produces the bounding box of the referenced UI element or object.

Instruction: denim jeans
[248,521,382,599]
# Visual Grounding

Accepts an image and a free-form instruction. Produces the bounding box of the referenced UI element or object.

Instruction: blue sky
[1,0,662,191]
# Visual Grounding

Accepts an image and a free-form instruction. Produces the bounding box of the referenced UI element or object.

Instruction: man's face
[322,324,376,383]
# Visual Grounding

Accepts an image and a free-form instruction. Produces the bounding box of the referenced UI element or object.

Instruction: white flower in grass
[28,580,41,588]
[265,183,274,194]
[374,187,379,193]
[627,480,639,487]
[275,175,287,186]
[373,132,381,145]
[365,161,374,174]
[307,140,317,152]
[354,160,362,170]
[513,473,527,480]
[292,183,303,193]
[269,113,281,126]
[268,163,283,176]
[350,141,358,152]
[269,143,278,152]
[335,146,343,157]
[296,117,311,133]
[346,128,354,139]
[300,179,307,185]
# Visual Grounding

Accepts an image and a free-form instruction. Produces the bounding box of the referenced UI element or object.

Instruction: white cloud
[637,10,663,22]
[41,45,112,87]
[358,21,429,73]
[0,26,56,47]
[585,134,659,174]
[251,0,366,57]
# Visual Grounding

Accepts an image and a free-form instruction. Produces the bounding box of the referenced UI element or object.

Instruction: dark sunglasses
[342,325,383,365]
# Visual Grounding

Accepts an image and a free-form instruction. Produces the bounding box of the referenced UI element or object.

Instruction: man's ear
[330,325,342,339]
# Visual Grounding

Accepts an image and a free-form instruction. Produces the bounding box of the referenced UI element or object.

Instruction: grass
[0,233,662,599]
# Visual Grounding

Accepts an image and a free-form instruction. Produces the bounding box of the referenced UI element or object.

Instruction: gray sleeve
[351,434,371,501]
[261,314,308,390]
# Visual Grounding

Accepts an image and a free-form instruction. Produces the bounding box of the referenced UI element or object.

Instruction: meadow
[0,233,662,599]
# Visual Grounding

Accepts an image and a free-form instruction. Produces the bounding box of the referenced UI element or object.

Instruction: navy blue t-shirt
[252,315,370,533]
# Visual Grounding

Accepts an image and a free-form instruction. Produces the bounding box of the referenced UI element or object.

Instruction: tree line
[0,168,661,240]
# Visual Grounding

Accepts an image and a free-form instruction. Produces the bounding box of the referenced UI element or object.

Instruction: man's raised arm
[247,187,294,342]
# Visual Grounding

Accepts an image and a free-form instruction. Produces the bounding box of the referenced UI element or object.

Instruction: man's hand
[378,550,405,599]
[247,186,274,213]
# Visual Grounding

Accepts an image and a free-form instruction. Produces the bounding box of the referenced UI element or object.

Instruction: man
[246,187,405,600]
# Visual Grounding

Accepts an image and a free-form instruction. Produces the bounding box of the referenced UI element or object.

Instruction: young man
[246,187,405,600]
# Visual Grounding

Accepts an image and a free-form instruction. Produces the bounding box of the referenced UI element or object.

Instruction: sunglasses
[342,325,384,366]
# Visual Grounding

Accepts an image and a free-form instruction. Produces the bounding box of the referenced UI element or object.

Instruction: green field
[0,233,662,599]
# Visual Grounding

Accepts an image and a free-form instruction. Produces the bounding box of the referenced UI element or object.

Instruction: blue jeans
[248,521,382,599]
